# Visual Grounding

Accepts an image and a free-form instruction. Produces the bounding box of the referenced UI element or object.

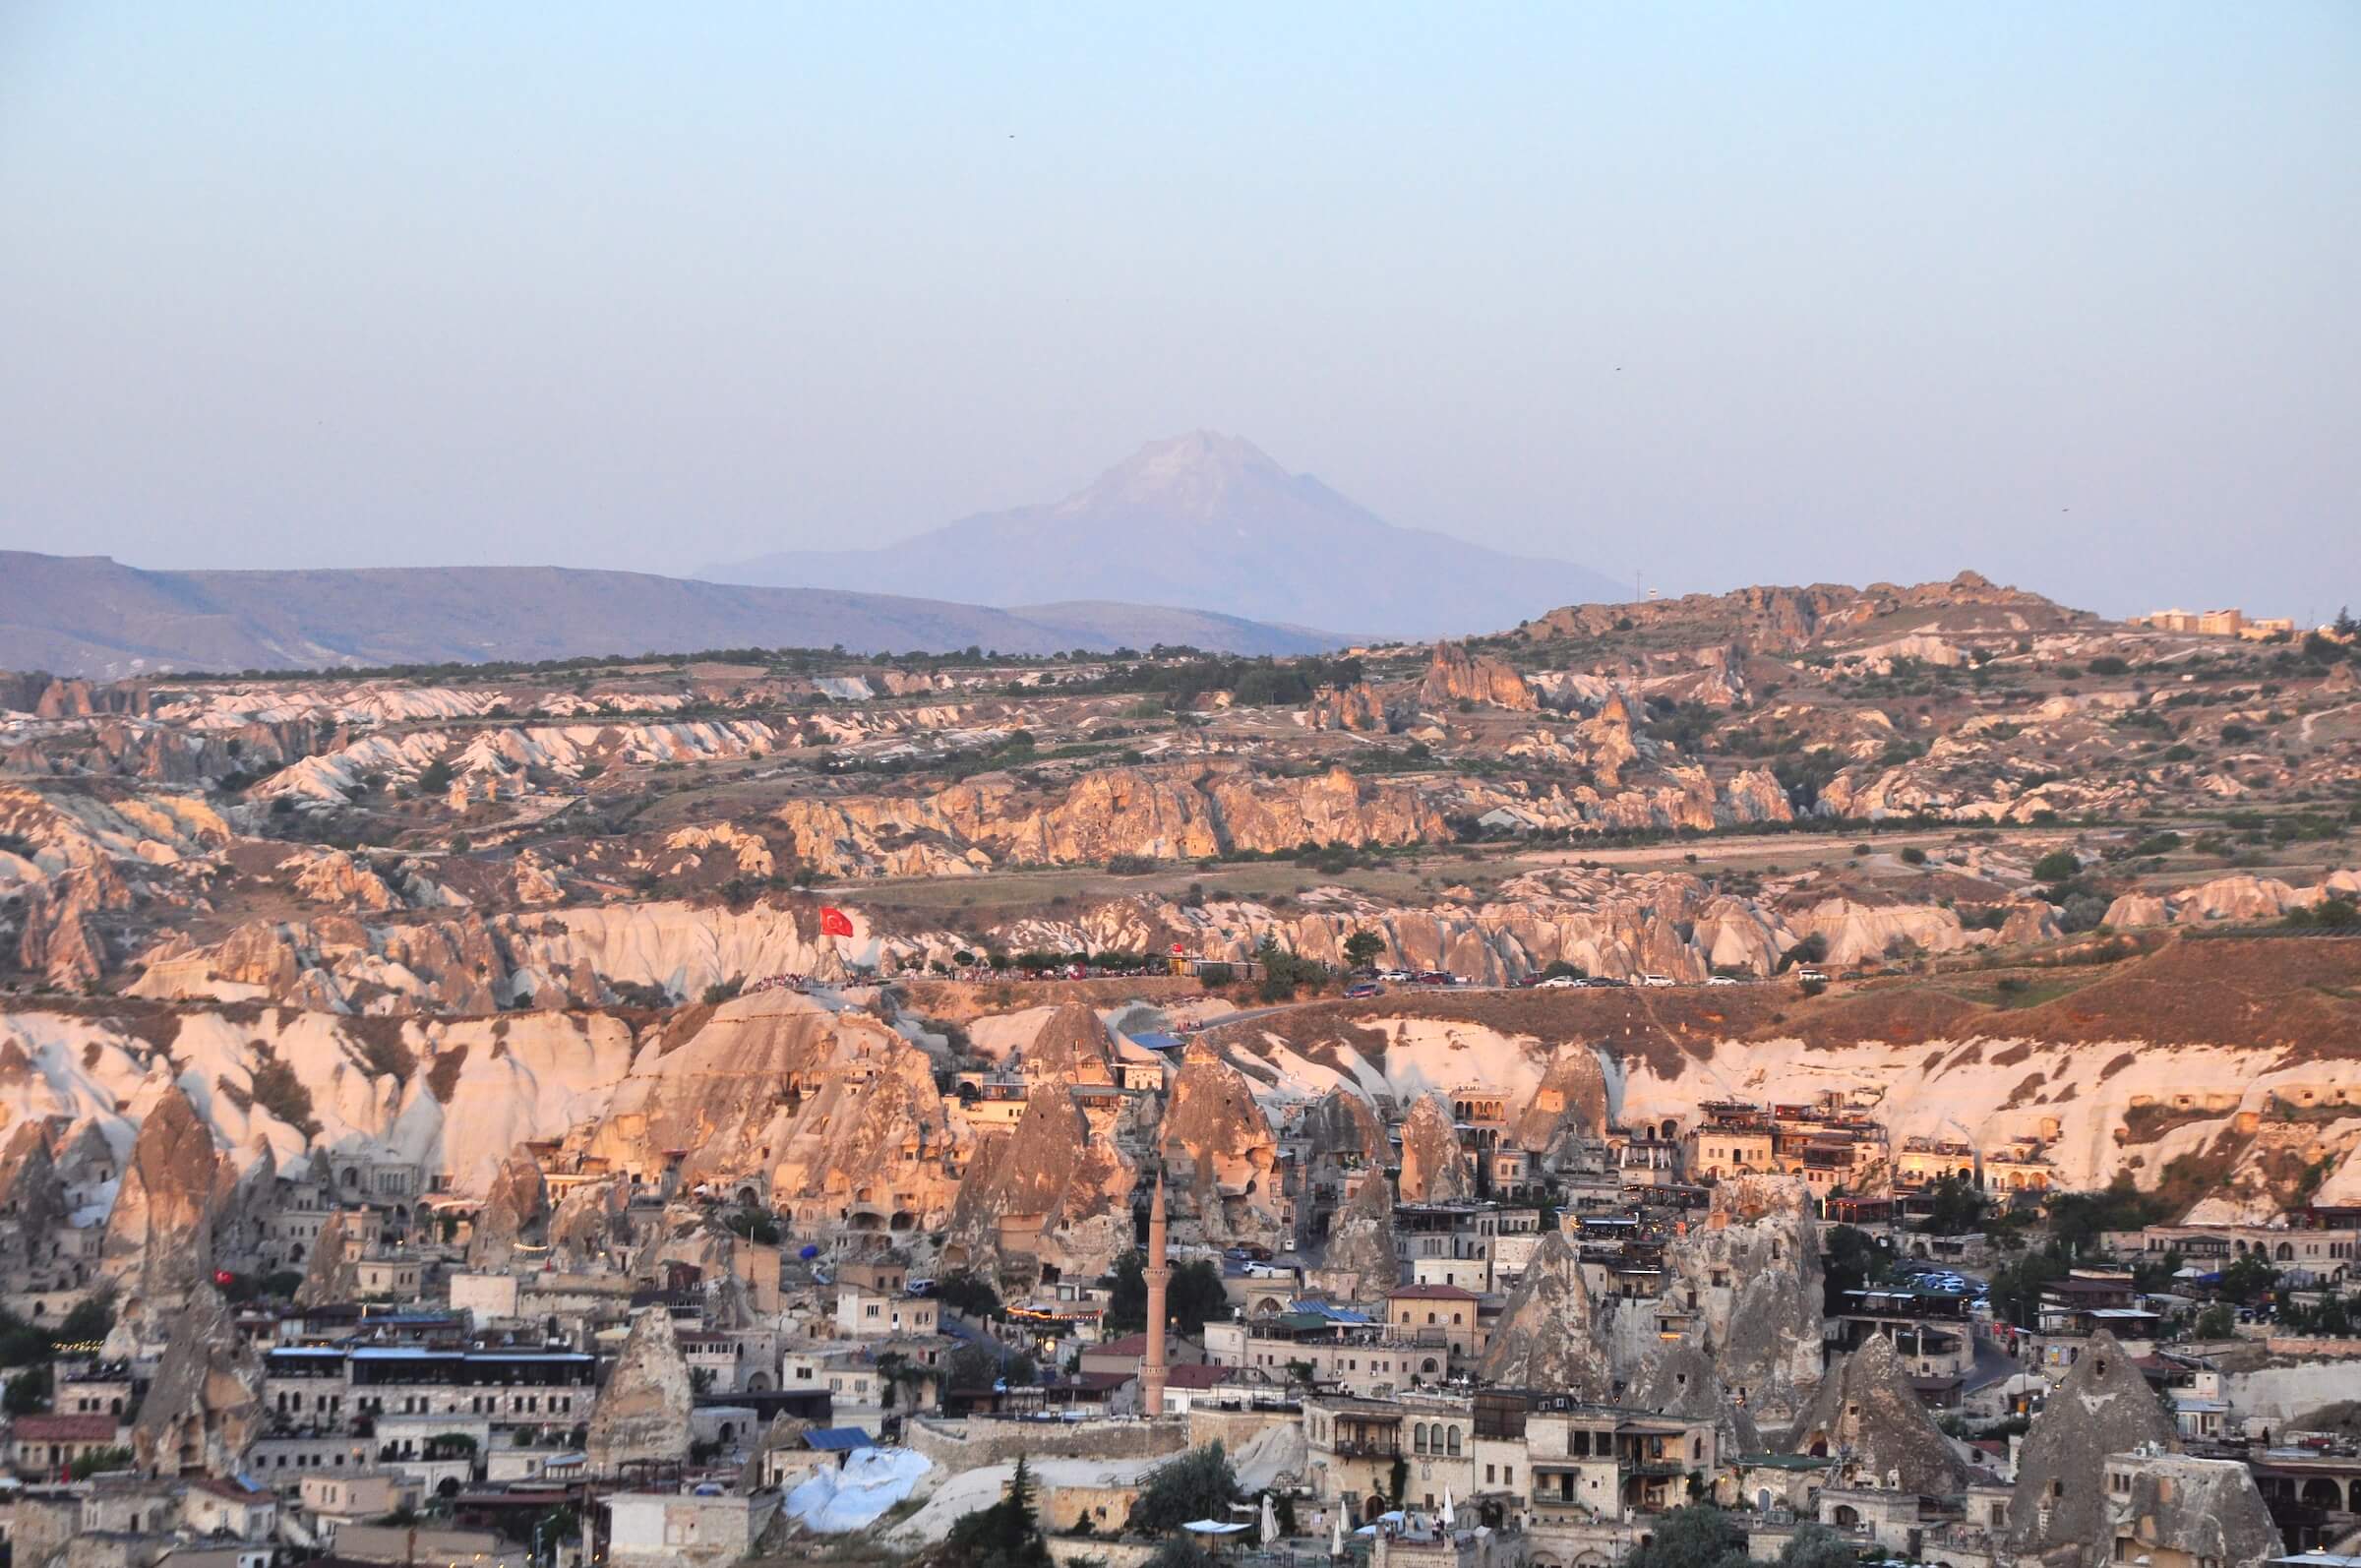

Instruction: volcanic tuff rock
[576,989,956,1233]
[2102,1454,2282,1568]
[1477,1230,1612,1398]
[772,761,1447,879]
[1628,1339,1762,1458]
[1300,1087,1386,1166]
[1161,1052,1286,1247]
[130,1285,262,1478]
[2009,1330,2179,1568]
[1790,1333,1968,1495]
[1319,1175,1400,1301]
[1396,1092,1474,1202]
[547,1178,637,1271]
[1420,642,1538,711]
[469,1152,551,1268]
[586,1308,695,1474]
[946,1084,1139,1279]
[0,1122,66,1271]
[99,1084,223,1337]
[1665,1176,1824,1420]
[1510,1045,1610,1157]
[295,1210,362,1306]
[1306,682,1386,733]
[1020,1002,1116,1085]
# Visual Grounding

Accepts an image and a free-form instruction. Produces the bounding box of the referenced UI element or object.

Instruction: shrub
[2031,849,2081,882]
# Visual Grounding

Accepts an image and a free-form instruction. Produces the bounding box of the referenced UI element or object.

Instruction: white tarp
[784,1446,932,1533]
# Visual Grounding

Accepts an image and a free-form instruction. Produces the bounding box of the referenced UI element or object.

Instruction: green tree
[946,1342,1005,1390]
[1917,1173,1991,1236]
[1343,931,1386,970]
[937,1270,1003,1320]
[2220,1253,2280,1303]
[945,1454,1055,1568]
[1540,959,1588,981]
[3,1362,51,1416]
[1622,1505,1748,1568]
[1105,1251,1231,1337]
[1821,1225,1891,1314]
[2032,849,2081,883]
[2194,1303,2235,1339]
[69,1445,134,1480]
[1777,1522,1863,1568]
[1125,1443,1241,1538]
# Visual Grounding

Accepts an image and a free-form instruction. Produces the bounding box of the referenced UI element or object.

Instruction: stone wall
[1048,1538,1160,1568]
[2226,1359,2361,1423]
[902,1417,1186,1469]
[1186,1404,1300,1454]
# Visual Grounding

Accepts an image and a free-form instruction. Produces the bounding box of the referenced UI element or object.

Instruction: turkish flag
[818,906,855,938]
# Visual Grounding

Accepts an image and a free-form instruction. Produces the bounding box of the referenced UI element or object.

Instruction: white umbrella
[1261,1493,1278,1545]
[1331,1513,1346,1555]
[1441,1489,1455,1528]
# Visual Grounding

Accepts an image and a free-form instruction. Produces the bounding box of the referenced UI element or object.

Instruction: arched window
[1446,1426,1462,1456]
[1414,1423,1427,1454]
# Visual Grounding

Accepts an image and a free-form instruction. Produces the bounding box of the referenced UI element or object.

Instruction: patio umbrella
[1261,1493,1278,1545]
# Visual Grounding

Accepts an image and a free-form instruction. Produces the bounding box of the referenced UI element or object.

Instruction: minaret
[1142,1170,1170,1418]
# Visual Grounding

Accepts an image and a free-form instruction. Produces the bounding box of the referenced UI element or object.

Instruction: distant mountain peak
[1056,430,1296,520]
[705,432,1625,639]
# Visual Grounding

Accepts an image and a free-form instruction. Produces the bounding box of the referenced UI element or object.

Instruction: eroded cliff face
[1319,1175,1399,1301]
[773,761,1448,878]
[1789,1333,1968,1494]
[130,1285,262,1478]
[1396,1092,1474,1202]
[1665,1176,1824,1421]
[587,1308,694,1474]
[1161,1054,1285,1248]
[469,1153,551,1269]
[1478,1230,1613,1398]
[1419,643,1538,712]
[1511,1045,1609,1157]
[575,990,959,1239]
[99,1085,223,1340]
[2009,1329,2179,1568]
[946,1084,1139,1280]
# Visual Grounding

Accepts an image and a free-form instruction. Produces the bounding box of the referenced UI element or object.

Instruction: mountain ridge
[0,551,1340,678]
[704,431,1626,640]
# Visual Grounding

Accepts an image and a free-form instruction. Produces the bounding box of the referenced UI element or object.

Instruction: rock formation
[547,1178,637,1271]
[1628,1338,1761,1457]
[1300,1088,1386,1167]
[2101,1453,2282,1568]
[1477,1230,1611,1398]
[1664,1176,1824,1421]
[1790,1333,1968,1495]
[2009,1329,2178,1567]
[1396,1092,1474,1202]
[295,1210,362,1307]
[99,1084,223,1341]
[1320,1175,1400,1302]
[0,1121,67,1272]
[1420,642,1538,711]
[1307,682,1386,732]
[469,1152,551,1269]
[1160,1053,1284,1247]
[587,1307,695,1474]
[130,1285,262,1478]
[1510,1045,1609,1157]
[1021,1003,1115,1085]
[947,1084,1138,1280]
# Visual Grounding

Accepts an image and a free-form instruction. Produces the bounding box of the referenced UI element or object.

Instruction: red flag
[818,906,855,938]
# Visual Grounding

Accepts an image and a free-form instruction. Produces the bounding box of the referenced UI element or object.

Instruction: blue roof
[1290,1299,1372,1326]
[804,1427,875,1452]
[1129,1033,1185,1052]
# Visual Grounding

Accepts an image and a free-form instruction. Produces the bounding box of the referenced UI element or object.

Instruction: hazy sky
[3,3,2354,619]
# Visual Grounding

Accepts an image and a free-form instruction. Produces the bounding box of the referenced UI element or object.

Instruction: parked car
[1639,974,1676,989]
[1538,975,1581,990]
[1345,981,1383,999]
[1794,968,1830,985]
[1706,974,1742,987]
